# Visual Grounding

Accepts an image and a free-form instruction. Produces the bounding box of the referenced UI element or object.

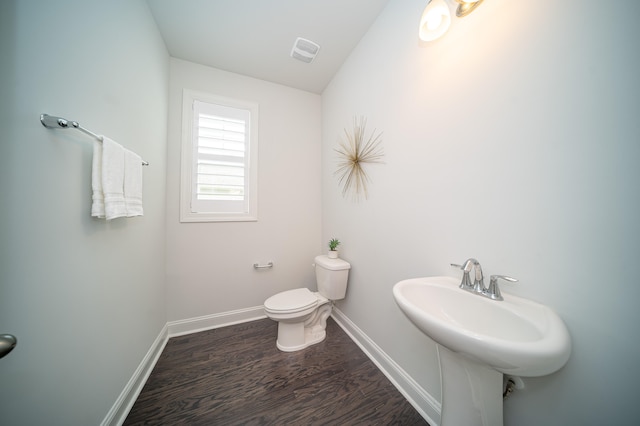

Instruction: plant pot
[328,250,338,259]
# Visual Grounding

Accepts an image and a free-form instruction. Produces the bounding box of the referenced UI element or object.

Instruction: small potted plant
[328,238,341,259]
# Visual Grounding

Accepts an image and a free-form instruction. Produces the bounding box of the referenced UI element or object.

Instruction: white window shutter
[180,91,258,222]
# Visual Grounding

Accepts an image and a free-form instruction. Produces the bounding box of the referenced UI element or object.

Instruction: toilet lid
[264,288,318,313]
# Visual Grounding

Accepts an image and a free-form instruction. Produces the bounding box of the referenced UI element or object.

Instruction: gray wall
[164,59,322,322]
[0,1,168,424]
[322,0,640,425]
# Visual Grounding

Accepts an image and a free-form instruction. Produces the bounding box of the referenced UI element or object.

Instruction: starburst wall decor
[334,116,384,201]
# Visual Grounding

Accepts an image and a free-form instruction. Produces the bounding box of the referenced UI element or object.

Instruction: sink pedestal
[438,345,503,426]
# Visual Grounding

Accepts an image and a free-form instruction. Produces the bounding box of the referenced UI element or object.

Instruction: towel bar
[40,114,149,166]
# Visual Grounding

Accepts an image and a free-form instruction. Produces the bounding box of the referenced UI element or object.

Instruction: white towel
[90,136,144,220]
[102,137,127,220]
[124,149,143,217]
[91,140,105,218]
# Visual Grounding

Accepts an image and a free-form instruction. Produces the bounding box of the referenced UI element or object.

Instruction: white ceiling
[146,0,390,94]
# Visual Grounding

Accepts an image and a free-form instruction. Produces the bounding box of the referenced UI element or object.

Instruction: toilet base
[275,303,332,352]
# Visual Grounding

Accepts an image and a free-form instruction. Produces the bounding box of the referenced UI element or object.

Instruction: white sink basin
[393,276,571,377]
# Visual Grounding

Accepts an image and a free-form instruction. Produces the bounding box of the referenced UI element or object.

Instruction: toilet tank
[314,255,351,300]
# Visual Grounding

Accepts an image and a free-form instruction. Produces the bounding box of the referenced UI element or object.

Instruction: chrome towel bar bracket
[40,114,149,166]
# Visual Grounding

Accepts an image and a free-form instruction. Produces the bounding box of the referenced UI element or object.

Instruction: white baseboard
[101,323,169,426]
[167,305,267,337]
[331,308,441,426]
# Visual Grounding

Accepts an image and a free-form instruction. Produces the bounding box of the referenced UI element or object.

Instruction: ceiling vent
[290,37,320,63]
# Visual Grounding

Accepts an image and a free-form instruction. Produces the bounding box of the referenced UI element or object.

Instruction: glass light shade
[419,0,451,42]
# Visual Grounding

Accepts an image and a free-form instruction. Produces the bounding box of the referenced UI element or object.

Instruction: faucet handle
[485,275,518,301]
[451,260,474,272]
[451,263,473,289]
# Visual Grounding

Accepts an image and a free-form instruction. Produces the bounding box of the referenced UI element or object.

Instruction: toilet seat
[264,288,318,314]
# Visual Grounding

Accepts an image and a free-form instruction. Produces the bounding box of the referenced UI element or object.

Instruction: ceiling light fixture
[419,0,484,42]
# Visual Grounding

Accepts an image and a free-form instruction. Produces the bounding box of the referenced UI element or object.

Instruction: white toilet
[264,255,351,352]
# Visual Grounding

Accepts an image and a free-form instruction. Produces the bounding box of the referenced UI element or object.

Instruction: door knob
[0,334,17,359]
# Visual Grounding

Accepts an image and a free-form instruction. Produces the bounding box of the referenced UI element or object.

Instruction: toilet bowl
[264,255,350,352]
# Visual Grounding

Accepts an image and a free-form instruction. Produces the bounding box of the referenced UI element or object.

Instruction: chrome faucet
[451,259,518,301]
[470,259,485,293]
[451,258,483,292]
[485,275,518,301]
[450,260,473,290]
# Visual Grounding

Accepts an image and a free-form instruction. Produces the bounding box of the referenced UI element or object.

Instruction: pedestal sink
[393,276,570,426]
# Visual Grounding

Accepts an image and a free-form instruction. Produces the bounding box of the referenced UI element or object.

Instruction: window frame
[180,90,259,222]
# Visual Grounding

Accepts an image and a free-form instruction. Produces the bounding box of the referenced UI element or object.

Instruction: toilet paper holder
[253,262,274,270]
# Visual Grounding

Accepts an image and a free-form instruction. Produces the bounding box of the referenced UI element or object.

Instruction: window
[180,90,258,222]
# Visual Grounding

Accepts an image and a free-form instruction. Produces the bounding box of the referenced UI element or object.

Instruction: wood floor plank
[124,317,429,425]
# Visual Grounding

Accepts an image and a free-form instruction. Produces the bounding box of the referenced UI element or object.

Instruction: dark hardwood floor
[124,317,429,425]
